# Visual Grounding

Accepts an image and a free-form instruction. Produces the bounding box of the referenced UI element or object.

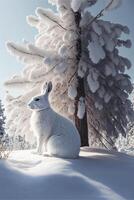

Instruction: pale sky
[0,0,134,99]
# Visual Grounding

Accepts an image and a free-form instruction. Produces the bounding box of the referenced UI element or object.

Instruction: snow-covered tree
[5,0,134,148]
[0,99,10,159]
[115,123,134,155]
[0,99,5,137]
[115,88,134,153]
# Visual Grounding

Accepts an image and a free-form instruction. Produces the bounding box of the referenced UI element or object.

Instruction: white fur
[28,82,80,159]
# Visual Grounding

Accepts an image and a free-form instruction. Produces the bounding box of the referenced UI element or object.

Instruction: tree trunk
[74,12,89,147]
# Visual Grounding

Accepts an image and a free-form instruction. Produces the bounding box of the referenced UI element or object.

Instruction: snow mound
[0,147,134,200]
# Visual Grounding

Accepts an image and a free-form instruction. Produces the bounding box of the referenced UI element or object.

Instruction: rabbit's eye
[35,98,40,101]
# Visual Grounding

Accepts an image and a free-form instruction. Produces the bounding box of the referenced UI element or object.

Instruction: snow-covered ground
[0,147,134,200]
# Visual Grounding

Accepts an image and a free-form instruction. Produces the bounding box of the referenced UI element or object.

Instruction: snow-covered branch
[36,7,66,30]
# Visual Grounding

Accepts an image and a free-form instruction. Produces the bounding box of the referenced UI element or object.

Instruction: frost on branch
[26,15,39,28]
[4,76,31,88]
[6,42,45,64]
[36,7,61,29]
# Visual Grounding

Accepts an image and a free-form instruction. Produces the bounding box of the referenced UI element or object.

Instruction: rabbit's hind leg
[47,134,66,157]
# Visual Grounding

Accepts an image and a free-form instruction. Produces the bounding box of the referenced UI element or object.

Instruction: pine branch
[43,62,61,77]
[88,121,110,149]
[7,42,44,59]
[82,58,128,104]
[86,101,114,147]
[37,8,67,31]
[85,0,117,28]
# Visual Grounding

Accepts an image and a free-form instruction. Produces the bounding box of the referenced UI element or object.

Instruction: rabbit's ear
[41,82,48,94]
[41,81,52,95]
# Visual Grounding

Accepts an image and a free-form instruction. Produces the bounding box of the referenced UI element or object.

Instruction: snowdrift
[0,147,134,200]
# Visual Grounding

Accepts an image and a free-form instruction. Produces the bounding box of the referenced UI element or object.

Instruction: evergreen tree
[115,123,134,154]
[116,91,134,153]
[0,99,5,137]
[5,0,134,148]
[0,99,9,159]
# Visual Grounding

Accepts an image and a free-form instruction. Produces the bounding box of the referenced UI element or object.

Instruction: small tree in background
[0,99,5,137]
[0,99,32,156]
[5,0,134,148]
[116,88,134,153]
[0,99,9,159]
[115,121,134,154]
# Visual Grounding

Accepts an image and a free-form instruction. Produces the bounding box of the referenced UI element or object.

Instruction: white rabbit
[28,81,81,159]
